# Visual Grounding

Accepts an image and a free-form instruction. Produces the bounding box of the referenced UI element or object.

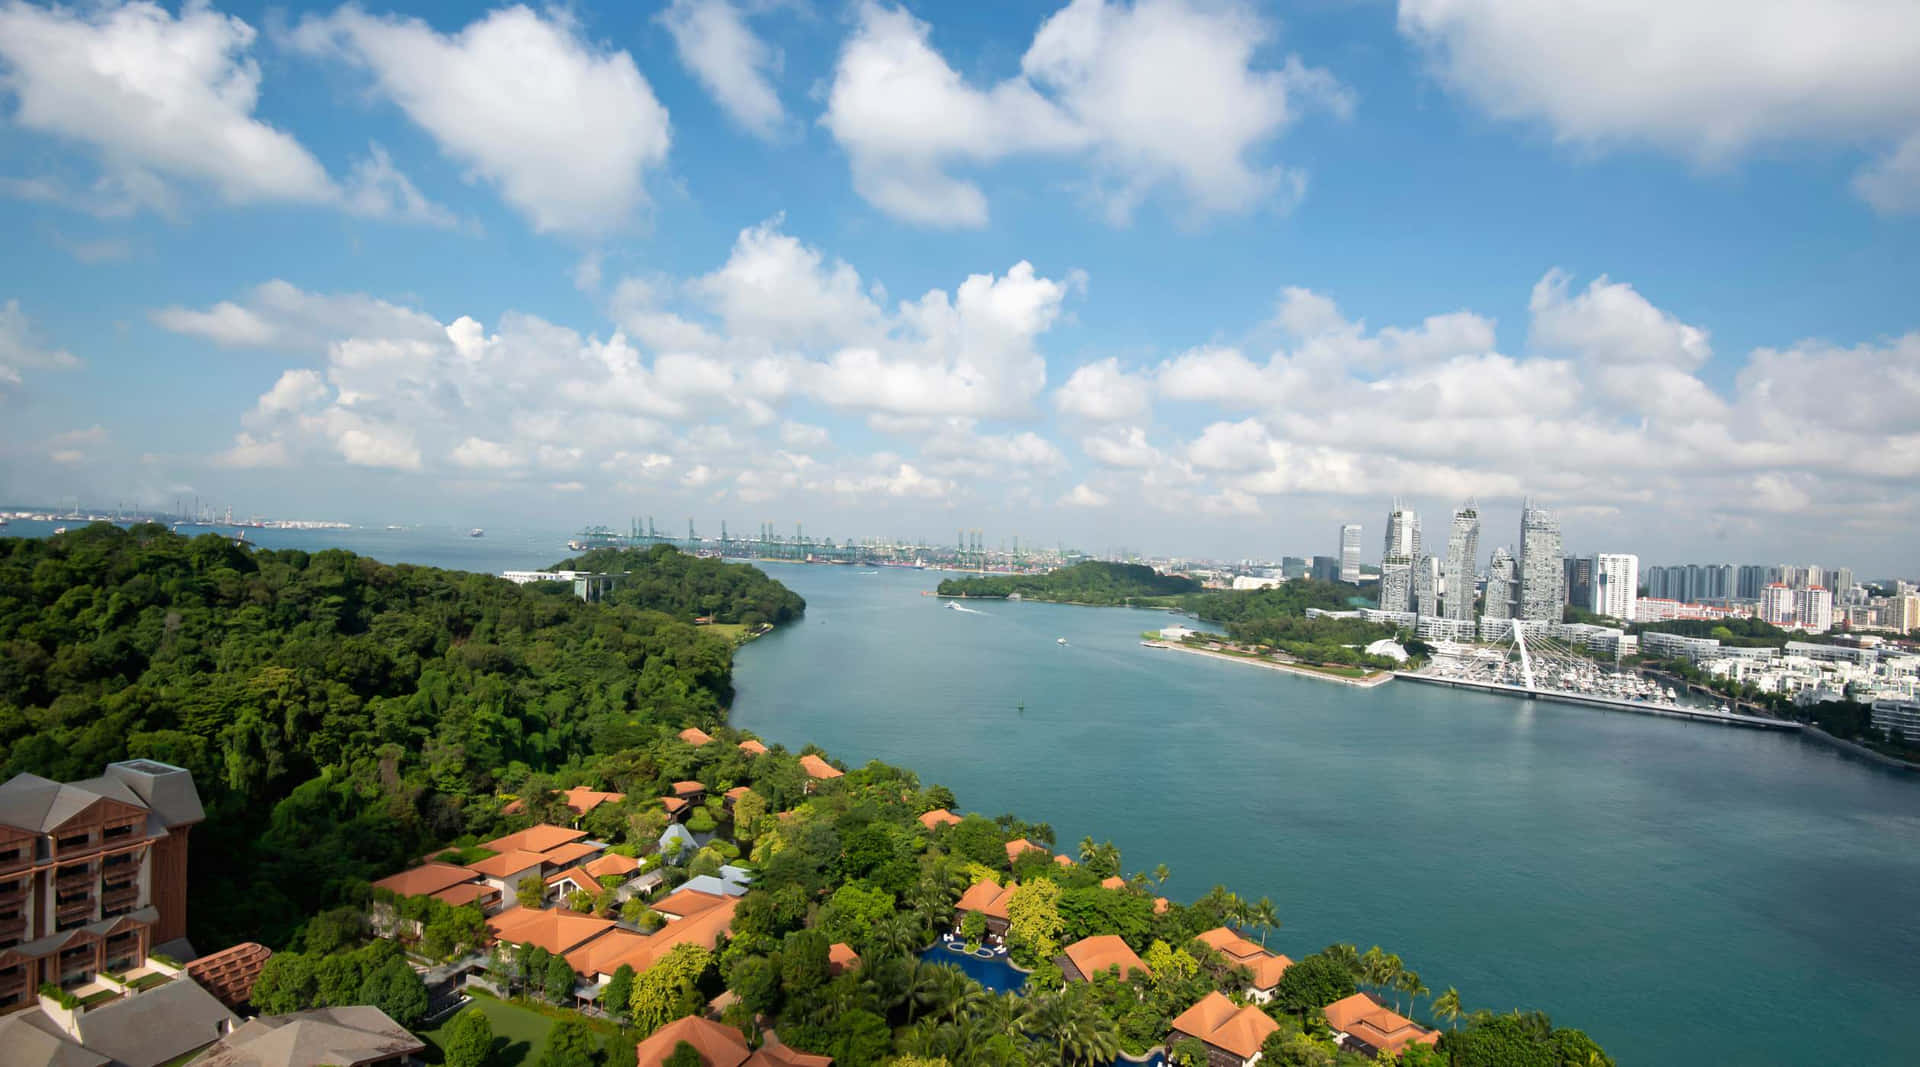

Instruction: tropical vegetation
[936,561,1201,604]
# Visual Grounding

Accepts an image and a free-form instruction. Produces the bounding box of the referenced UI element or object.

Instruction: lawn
[128,973,173,992]
[422,995,557,1067]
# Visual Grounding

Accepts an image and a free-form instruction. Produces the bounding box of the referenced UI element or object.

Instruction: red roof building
[1195,927,1293,1000]
[635,1016,748,1067]
[185,942,272,1011]
[917,809,963,830]
[678,728,715,747]
[1060,935,1149,983]
[1322,993,1441,1058]
[1169,992,1279,1067]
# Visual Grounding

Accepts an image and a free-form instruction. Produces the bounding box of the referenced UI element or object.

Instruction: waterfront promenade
[1395,671,1804,730]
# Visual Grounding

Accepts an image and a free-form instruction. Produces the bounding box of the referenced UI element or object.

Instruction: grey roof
[105,761,205,827]
[192,1006,426,1067]
[0,761,204,835]
[0,1010,111,1067]
[75,977,237,1067]
[657,823,697,854]
[6,908,159,962]
[716,864,754,885]
[679,874,748,898]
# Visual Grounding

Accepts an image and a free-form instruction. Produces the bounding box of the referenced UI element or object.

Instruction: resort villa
[662,781,708,820]
[1195,927,1294,1003]
[192,1005,426,1067]
[737,739,769,757]
[678,727,715,746]
[1322,992,1441,1058]
[502,785,627,825]
[953,879,1019,940]
[1170,991,1281,1067]
[798,756,843,793]
[1004,839,1044,864]
[916,809,963,831]
[635,1015,833,1067]
[827,943,861,977]
[1059,935,1149,984]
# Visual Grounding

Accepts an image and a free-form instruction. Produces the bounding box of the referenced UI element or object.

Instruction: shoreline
[1140,639,1394,687]
[1395,672,1803,730]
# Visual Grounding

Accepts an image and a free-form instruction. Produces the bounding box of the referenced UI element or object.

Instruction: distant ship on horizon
[468,528,484,538]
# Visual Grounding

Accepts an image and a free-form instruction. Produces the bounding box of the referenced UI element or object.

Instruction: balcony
[102,886,139,913]
[56,866,95,889]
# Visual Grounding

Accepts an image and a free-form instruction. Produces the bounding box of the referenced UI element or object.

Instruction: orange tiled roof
[1195,927,1292,990]
[486,908,615,956]
[655,887,733,920]
[1053,854,1075,867]
[745,1045,833,1067]
[663,796,691,815]
[466,849,548,879]
[569,896,738,979]
[799,755,843,780]
[482,824,588,854]
[738,739,769,756]
[1323,993,1440,1056]
[561,786,625,813]
[1004,839,1043,862]
[1063,935,1149,982]
[1099,876,1127,890]
[545,867,598,893]
[827,943,861,976]
[918,809,963,830]
[1170,992,1280,1060]
[432,883,500,908]
[672,780,707,796]
[955,879,1019,920]
[184,942,271,1011]
[1153,897,1169,914]
[635,1016,748,1067]
[679,727,716,747]
[581,852,641,880]
[725,786,754,802]
[373,862,480,899]
[538,840,604,867]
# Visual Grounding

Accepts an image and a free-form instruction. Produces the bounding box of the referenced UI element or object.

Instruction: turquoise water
[734,565,1920,1065]
[918,943,1028,993]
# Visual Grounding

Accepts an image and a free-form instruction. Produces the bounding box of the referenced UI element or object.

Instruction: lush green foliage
[0,524,782,946]
[1441,1010,1614,1067]
[936,561,1200,603]
[552,544,806,627]
[1630,615,1800,648]
[441,1006,495,1067]
[1178,580,1363,622]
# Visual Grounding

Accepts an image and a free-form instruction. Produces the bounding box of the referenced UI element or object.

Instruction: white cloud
[451,437,517,470]
[154,280,444,352]
[1082,425,1162,469]
[1060,483,1108,508]
[341,143,458,227]
[212,431,288,469]
[0,298,81,391]
[1397,0,1920,212]
[1055,357,1152,421]
[153,301,276,348]
[1854,135,1920,215]
[659,0,784,139]
[293,4,671,235]
[822,0,1344,226]
[0,1,332,207]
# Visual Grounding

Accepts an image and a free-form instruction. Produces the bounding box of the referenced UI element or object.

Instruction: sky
[0,0,1917,575]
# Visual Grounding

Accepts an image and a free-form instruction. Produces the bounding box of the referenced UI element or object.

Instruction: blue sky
[1,0,1917,574]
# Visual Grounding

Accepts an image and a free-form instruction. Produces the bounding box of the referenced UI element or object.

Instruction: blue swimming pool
[917,943,1028,993]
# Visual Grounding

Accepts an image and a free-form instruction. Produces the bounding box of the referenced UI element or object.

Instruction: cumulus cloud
[1397,0,1920,212]
[660,0,784,139]
[292,4,671,235]
[1060,483,1109,507]
[1055,357,1152,421]
[154,280,444,352]
[822,0,1346,226]
[0,2,452,223]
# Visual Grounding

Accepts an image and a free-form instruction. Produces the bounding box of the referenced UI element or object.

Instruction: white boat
[468,528,485,538]
[1056,637,1068,645]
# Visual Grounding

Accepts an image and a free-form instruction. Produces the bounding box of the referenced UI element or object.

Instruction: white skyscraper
[1484,546,1515,621]
[1414,555,1442,617]
[1796,587,1834,633]
[1339,523,1362,583]
[1591,553,1639,622]
[1379,503,1421,613]
[1519,501,1564,622]
[1443,502,1481,621]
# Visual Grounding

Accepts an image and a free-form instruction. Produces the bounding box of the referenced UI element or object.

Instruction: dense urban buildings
[1379,503,1420,613]
[1339,523,1362,584]
[1443,503,1481,622]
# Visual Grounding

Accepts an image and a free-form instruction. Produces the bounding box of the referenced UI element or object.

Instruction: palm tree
[1250,896,1280,946]
[874,913,924,960]
[1324,943,1362,980]
[1078,836,1100,865]
[1020,987,1119,1067]
[901,960,947,1024]
[1394,969,1428,1016]
[1152,863,1170,887]
[1432,987,1464,1030]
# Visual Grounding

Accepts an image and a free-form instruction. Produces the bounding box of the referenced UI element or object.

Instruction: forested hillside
[552,544,806,626]
[936,561,1201,603]
[1177,579,1365,623]
[0,524,797,946]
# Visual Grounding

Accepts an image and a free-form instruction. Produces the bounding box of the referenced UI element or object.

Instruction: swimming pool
[916,942,1028,993]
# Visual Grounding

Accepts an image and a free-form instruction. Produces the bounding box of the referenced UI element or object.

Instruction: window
[0,847,19,864]
[103,824,134,840]
[57,833,89,850]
